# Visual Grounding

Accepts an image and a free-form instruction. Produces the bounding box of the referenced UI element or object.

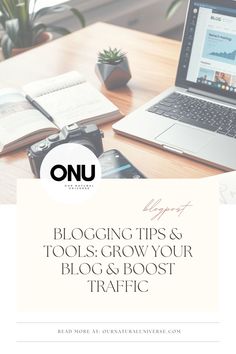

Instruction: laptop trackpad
[156,124,213,153]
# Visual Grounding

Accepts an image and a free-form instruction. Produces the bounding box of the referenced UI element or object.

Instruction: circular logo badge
[40,143,101,204]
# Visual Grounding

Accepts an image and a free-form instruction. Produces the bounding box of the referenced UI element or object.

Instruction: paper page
[34,82,118,129]
[0,89,56,150]
[23,71,86,98]
[207,171,236,204]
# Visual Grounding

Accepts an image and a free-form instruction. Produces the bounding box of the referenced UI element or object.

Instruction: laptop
[113,0,236,171]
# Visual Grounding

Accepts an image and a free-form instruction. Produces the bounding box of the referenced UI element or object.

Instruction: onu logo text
[50,164,96,182]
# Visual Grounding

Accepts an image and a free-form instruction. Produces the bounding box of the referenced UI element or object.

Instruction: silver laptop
[113,0,236,171]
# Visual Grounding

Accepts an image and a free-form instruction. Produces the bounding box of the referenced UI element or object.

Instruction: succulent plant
[0,0,85,58]
[98,47,127,65]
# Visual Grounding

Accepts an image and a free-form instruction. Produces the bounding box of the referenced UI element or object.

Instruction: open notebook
[0,71,122,154]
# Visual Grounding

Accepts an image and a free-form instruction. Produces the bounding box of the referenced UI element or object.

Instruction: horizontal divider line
[16,341,221,343]
[16,321,220,324]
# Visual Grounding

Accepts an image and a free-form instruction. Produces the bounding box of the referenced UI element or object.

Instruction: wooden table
[0,22,222,204]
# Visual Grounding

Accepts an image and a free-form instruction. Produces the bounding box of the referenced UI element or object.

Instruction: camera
[28,123,104,177]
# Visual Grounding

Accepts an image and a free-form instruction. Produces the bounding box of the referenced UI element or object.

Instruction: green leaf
[5,19,20,45]
[1,33,13,58]
[16,2,30,28]
[32,23,46,43]
[45,25,70,36]
[70,8,85,28]
[30,0,38,18]
[0,13,6,28]
[166,0,184,19]
[1,0,14,18]
[16,3,32,47]
[34,5,85,28]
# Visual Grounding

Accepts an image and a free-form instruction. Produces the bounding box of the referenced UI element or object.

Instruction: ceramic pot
[10,32,52,57]
[95,56,132,90]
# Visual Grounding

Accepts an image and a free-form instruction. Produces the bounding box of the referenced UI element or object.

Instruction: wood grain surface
[0,22,222,203]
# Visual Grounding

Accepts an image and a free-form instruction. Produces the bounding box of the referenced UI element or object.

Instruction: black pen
[25,94,54,123]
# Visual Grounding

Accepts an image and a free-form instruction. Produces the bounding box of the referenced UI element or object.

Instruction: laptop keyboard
[147,92,236,138]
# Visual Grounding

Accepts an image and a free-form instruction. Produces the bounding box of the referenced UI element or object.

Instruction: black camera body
[28,123,104,177]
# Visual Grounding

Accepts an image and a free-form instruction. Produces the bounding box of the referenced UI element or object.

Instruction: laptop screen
[176,0,236,99]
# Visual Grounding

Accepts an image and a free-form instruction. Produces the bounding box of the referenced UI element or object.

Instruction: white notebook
[0,71,122,154]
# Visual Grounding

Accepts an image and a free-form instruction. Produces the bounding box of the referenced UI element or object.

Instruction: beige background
[17,179,218,312]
